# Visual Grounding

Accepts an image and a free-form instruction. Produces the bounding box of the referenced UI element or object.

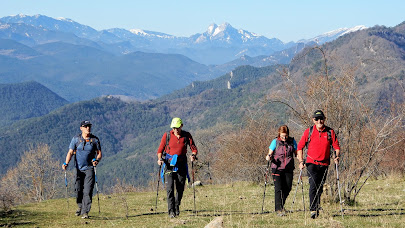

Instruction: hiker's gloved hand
[157,158,164,166]
[190,153,197,162]
[92,158,99,167]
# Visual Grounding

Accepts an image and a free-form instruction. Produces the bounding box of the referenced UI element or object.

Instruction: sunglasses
[314,117,324,121]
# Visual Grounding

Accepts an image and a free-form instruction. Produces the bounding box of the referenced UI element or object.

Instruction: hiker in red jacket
[297,110,340,219]
[156,117,198,218]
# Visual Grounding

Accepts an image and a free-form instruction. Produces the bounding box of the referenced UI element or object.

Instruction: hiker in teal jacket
[266,125,297,216]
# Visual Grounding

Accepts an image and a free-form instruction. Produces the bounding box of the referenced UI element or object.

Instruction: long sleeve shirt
[157,130,198,156]
[297,125,340,166]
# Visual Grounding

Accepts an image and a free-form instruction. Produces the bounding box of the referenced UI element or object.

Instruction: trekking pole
[300,170,306,213]
[155,164,161,212]
[291,168,303,211]
[192,160,196,213]
[336,162,344,218]
[94,166,101,215]
[64,170,69,210]
[261,160,270,213]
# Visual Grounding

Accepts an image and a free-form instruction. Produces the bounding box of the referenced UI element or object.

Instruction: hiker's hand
[299,161,306,170]
[266,154,273,161]
[62,163,68,170]
[190,154,197,162]
[92,159,99,167]
[157,159,164,166]
[334,156,340,165]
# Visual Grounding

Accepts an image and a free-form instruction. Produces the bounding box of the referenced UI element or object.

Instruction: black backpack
[305,126,332,148]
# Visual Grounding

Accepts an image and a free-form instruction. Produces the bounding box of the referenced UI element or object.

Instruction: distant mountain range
[0,14,366,65]
[0,14,368,102]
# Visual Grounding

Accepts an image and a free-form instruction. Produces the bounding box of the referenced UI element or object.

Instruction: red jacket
[297,125,340,166]
[157,130,198,156]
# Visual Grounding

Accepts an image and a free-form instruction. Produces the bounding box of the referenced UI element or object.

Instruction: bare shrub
[211,115,277,183]
[0,144,61,206]
[0,169,21,211]
[110,178,137,218]
[191,122,235,185]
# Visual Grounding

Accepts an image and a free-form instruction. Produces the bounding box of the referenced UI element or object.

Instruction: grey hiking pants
[75,168,95,215]
[165,164,187,215]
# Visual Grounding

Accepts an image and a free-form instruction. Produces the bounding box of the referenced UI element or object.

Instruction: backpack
[73,133,99,154]
[304,126,334,164]
[164,131,189,154]
[305,126,332,148]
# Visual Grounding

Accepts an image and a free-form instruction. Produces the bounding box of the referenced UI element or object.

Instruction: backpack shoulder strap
[165,131,170,153]
[305,126,314,148]
[89,134,99,143]
[326,126,332,142]
[275,137,279,150]
[287,137,295,146]
[75,133,82,149]
[183,131,189,147]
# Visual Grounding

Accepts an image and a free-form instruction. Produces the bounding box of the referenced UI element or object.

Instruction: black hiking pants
[75,168,95,215]
[164,164,187,215]
[272,168,293,211]
[307,163,328,212]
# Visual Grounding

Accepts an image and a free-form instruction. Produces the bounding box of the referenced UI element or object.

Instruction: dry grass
[0,174,404,227]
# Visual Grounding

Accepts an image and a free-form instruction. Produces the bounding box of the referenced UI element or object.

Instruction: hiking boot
[75,208,81,216]
[310,211,318,219]
[276,210,286,217]
[81,213,89,219]
[175,205,180,216]
[169,211,176,218]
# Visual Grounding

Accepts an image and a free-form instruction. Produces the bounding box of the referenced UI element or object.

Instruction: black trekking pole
[94,166,101,215]
[191,160,196,214]
[155,164,162,213]
[291,168,303,211]
[335,162,344,218]
[261,160,271,214]
[64,170,69,210]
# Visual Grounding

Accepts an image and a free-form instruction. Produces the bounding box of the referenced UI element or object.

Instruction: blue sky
[0,0,404,42]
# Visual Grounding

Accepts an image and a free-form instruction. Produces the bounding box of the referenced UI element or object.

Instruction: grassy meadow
[1,174,404,227]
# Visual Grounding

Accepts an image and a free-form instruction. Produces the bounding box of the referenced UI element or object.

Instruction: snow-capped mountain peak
[207,23,218,35]
[298,25,367,44]
[213,22,232,36]
[129,29,174,39]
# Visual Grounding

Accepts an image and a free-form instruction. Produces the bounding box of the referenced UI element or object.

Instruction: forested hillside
[0,65,283,188]
[0,81,68,127]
